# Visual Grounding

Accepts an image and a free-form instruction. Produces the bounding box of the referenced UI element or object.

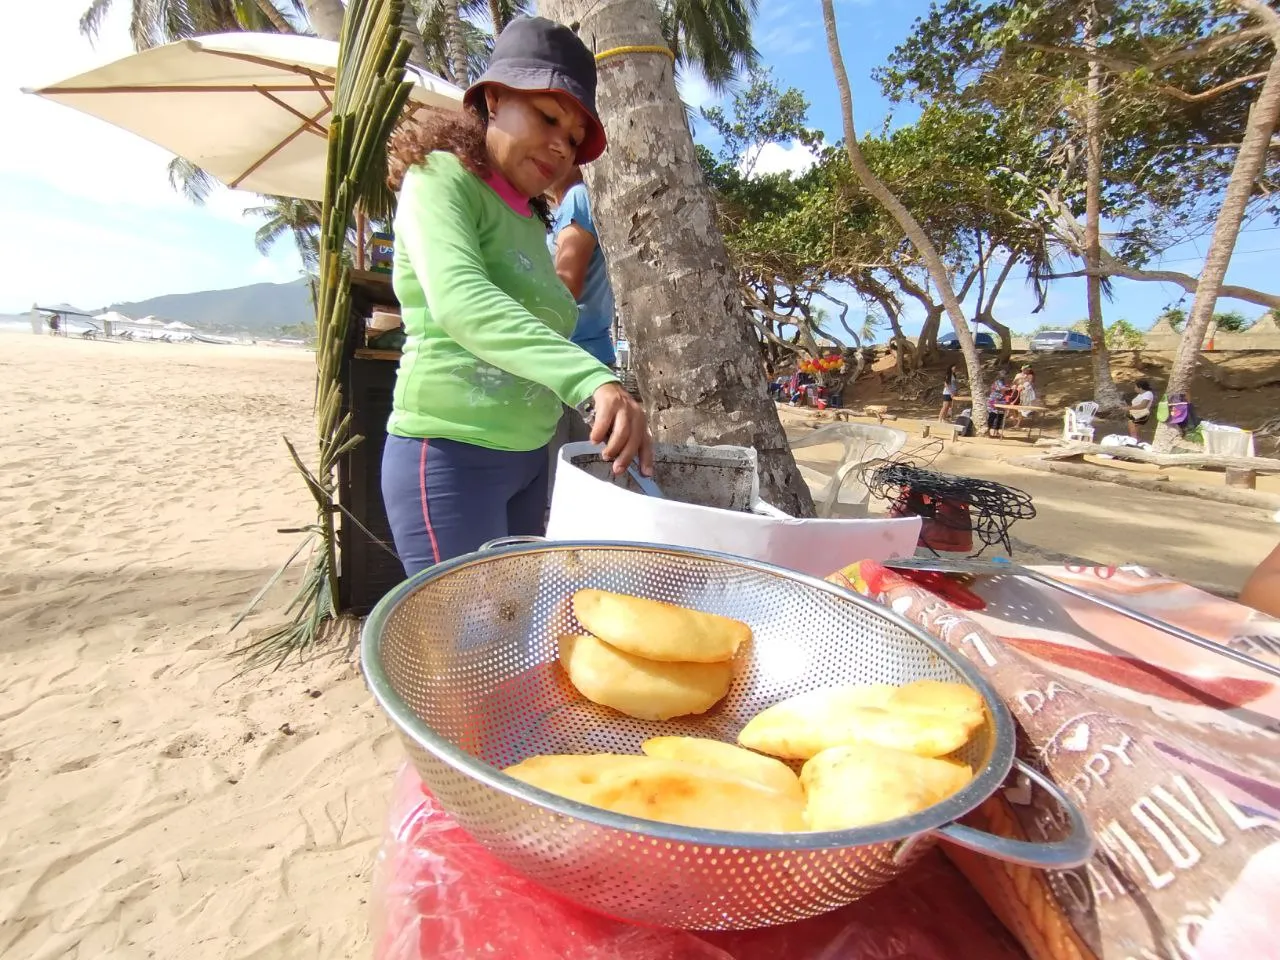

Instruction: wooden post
[355,206,368,271]
[1225,467,1258,490]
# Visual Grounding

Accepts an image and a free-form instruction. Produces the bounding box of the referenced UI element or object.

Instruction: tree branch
[1045,264,1280,309]
[1024,25,1272,74]
[1232,0,1280,39]
[1158,71,1269,103]
[984,252,1018,315]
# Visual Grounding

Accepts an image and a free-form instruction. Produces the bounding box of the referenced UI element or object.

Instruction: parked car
[938,330,997,351]
[1030,329,1093,352]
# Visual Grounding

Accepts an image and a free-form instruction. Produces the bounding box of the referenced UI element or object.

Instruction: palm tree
[541,0,814,515]
[246,197,326,271]
[657,0,758,93]
[418,0,500,83]
[79,0,296,47]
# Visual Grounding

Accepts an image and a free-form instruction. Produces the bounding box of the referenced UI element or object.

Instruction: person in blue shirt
[545,166,620,497]
[548,165,616,367]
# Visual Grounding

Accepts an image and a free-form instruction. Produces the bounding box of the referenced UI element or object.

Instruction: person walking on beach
[380,16,653,578]
[938,364,959,421]
[545,165,617,492]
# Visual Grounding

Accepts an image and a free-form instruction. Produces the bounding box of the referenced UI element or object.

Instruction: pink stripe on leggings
[418,440,441,565]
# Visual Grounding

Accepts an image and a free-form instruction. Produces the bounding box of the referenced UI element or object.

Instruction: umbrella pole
[355,206,367,270]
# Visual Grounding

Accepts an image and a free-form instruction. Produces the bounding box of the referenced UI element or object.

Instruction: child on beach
[939,365,959,421]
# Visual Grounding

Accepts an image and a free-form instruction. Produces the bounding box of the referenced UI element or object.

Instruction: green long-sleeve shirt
[388,151,618,450]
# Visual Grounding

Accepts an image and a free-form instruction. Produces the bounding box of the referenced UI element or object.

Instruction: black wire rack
[867,462,1037,557]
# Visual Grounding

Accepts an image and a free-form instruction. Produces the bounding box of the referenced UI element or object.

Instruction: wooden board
[354,348,402,361]
[1037,442,1280,474]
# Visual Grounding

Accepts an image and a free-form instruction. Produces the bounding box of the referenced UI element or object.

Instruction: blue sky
[4,0,1277,334]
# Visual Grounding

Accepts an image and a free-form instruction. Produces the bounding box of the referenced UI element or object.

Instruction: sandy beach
[2,334,1276,959]
[0,336,399,959]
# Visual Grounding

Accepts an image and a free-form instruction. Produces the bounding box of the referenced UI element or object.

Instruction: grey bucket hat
[463,16,606,164]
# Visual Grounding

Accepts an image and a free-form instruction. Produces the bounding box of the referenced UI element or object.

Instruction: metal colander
[362,540,1091,930]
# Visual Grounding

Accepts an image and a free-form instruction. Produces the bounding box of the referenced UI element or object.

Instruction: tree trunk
[443,0,471,85]
[916,305,944,362]
[400,3,432,69]
[867,287,914,374]
[301,0,345,40]
[254,0,295,32]
[539,0,815,516]
[1156,43,1280,450]
[981,314,1013,365]
[1082,2,1126,414]
[489,0,506,35]
[979,251,1015,366]
[822,0,984,410]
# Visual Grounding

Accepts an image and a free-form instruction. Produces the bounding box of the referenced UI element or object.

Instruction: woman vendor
[382,16,653,577]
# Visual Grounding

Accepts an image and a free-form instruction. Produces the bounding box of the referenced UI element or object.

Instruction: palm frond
[242,0,414,668]
[662,0,759,94]
[167,156,218,205]
[78,0,116,41]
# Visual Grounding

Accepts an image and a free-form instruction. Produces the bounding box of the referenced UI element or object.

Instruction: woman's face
[484,87,588,198]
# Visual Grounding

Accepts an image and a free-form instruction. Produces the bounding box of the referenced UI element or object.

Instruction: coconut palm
[246,197,325,271]
[79,0,299,48]
[658,0,759,93]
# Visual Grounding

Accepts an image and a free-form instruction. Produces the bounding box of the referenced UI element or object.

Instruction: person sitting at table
[1128,378,1155,439]
[985,370,1012,439]
[1239,539,1280,618]
[1010,366,1037,427]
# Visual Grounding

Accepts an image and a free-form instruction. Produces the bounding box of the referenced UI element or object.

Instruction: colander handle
[925,758,1094,869]
[478,536,547,552]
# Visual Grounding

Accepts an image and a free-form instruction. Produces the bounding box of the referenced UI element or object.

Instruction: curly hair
[387,104,551,224]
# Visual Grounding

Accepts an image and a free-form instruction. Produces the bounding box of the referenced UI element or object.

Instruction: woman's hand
[590,382,654,477]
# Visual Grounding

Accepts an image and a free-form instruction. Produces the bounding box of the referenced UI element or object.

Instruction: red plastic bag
[372,763,1028,960]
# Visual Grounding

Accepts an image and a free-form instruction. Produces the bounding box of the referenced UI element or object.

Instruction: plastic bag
[371,763,1028,960]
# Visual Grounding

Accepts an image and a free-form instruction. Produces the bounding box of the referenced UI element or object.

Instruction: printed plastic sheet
[371,763,1028,960]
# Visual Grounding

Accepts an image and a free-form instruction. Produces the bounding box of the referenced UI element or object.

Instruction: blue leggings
[381,435,549,578]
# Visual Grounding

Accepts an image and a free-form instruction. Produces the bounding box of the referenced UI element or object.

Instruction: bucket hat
[464,16,606,164]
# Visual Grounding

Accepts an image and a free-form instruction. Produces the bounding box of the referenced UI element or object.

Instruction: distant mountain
[108,279,314,336]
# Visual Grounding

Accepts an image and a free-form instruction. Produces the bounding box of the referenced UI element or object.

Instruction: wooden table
[992,403,1050,440]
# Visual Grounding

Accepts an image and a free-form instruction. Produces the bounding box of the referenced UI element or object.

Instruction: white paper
[545,442,921,579]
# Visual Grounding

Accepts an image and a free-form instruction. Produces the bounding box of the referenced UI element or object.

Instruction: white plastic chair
[1063,408,1095,444]
[1073,401,1100,428]
[789,422,909,518]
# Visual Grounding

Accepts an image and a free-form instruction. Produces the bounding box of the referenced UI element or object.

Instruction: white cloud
[758,24,819,57]
[677,72,719,113]
[742,140,819,179]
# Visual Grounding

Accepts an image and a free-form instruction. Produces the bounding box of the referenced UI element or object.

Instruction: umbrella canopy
[94,310,137,325]
[164,320,196,330]
[25,33,463,201]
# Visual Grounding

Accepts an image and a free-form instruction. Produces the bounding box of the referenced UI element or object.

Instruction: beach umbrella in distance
[24,33,463,201]
[164,320,196,330]
[94,310,136,325]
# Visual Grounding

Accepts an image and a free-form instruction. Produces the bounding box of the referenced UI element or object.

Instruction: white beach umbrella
[94,310,137,325]
[164,320,196,330]
[25,33,462,201]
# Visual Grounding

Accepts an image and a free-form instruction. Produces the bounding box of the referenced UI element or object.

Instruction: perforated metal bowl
[362,540,1091,930]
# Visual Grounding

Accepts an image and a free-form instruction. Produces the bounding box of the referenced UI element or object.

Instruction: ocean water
[1,319,98,336]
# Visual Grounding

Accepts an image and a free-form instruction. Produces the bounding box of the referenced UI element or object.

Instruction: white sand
[0,337,399,959]
[3,335,1273,959]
